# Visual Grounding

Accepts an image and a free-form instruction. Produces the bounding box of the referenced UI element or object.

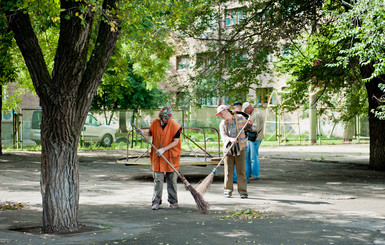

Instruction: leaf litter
[219,208,277,221]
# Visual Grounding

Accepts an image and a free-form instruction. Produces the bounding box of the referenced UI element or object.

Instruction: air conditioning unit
[2,112,13,122]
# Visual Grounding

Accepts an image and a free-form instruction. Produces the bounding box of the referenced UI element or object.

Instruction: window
[225,50,248,67]
[281,47,291,57]
[176,91,188,106]
[225,8,246,27]
[201,96,230,106]
[202,97,218,106]
[256,87,273,106]
[85,114,99,126]
[261,8,273,21]
[196,53,215,68]
[177,56,190,70]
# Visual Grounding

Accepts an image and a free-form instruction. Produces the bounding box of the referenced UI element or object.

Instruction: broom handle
[212,117,250,174]
[133,126,185,181]
[133,147,151,162]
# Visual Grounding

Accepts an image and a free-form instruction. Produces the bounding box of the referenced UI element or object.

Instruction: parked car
[30,110,116,147]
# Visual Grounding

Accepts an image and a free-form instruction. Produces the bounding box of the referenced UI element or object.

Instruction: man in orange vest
[137,107,182,210]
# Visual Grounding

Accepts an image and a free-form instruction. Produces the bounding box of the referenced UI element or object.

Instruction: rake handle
[212,117,250,173]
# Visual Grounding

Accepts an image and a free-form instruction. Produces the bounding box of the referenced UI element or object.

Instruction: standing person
[216,105,248,198]
[232,101,249,183]
[242,102,265,180]
[232,101,243,113]
[136,107,182,210]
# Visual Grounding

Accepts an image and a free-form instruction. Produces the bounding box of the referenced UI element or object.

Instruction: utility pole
[216,2,223,106]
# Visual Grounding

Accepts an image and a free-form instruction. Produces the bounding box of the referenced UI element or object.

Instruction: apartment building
[164,2,289,107]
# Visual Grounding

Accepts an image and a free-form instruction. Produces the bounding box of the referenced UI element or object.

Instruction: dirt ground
[0,146,385,244]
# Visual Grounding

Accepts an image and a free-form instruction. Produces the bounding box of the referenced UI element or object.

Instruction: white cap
[215,105,229,116]
[242,102,252,112]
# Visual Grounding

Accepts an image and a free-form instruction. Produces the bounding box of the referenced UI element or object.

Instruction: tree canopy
[172,0,325,104]
[91,53,167,116]
[168,0,385,170]
[1,0,218,233]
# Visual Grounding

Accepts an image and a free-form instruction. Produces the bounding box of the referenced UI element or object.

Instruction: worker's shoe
[151,203,160,210]
[224,193,232,198]
[240,194,248,199]
[169,202,179,208]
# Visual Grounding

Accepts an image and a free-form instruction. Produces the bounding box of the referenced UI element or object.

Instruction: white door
[82,114,100,143]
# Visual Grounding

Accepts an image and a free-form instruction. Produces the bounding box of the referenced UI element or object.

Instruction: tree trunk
[362,67,385,171]
[5,0,120,233]
[39,98,87,232]
[119,111,128,133]
[342,120,355,142]
[0,85,2,155]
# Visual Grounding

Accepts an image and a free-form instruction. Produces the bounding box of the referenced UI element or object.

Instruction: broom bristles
[195,172,215,196]
[181,176,209,214]
[186,185,210,214]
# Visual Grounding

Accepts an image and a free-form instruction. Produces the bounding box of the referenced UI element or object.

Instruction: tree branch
[77,0,120,112]
[51,0,95,101]
[4,7,52,98]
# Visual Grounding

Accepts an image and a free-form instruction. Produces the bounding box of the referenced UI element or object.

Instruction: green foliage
[1,0,213,112]
[0,15,16,86]
[92,53,167,113]
[0,11,33,112]
[275,25,367,122]
[371,83,385,120]
[331,0,385,82]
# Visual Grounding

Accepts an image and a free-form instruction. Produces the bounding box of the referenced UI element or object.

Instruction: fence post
[356,115,361,143]
[309,87,317,144]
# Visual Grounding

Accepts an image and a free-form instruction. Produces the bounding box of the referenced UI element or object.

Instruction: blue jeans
[233,140,261,182]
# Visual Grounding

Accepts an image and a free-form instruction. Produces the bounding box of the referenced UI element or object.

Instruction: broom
[195,118,250,195]
[133,126,209,214]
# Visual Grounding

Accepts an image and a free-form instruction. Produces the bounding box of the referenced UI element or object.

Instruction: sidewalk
[260,143,370,164]
[0,143,384,245]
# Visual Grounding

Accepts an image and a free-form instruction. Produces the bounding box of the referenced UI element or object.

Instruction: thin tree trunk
[362,68,385,171]
[119,111,127,133]
[0,85,2,155]
[342,120,355,142]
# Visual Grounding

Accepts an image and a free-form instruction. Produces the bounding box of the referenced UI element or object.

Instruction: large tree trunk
[40,99,87,232]
[362,67,385,171]
[5,0,120,233]
[40,108,81,232]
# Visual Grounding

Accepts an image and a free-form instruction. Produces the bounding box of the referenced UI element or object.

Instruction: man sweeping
[136,107,182,210]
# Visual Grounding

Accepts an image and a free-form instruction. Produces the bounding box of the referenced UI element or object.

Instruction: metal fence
[1,107,370,149]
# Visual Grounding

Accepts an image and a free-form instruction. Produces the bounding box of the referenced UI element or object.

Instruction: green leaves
[331,0,385,82]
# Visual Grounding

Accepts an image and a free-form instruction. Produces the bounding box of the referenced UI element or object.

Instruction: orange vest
[150,118,182,172]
